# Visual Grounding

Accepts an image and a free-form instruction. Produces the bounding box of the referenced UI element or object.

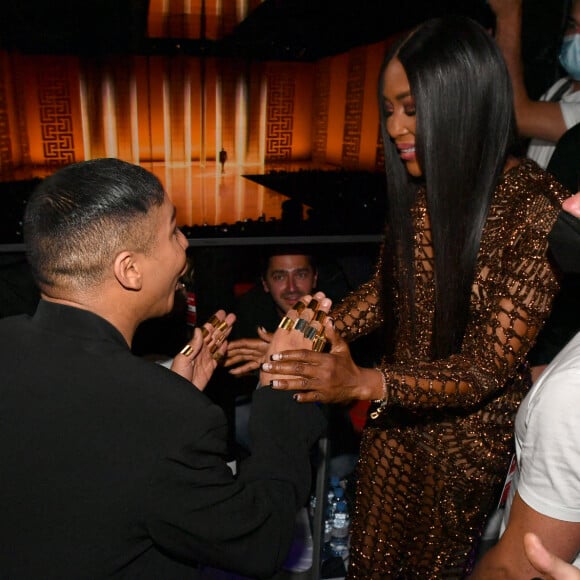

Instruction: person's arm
[471,356,580,578]
[471,493,580,578]
[261,169,565,407]
[147,386,326,579]
[524,533,580,579]
[145,297,328,577]
[489,0,569,142]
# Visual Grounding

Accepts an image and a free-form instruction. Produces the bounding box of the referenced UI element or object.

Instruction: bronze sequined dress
[331,160,567,579]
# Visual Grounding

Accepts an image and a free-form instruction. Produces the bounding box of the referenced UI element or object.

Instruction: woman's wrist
[372,368,389,404]
[369,367,390,420]
[358,366,388,401]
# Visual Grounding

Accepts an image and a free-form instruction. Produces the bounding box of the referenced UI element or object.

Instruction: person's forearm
[494,2,528,108]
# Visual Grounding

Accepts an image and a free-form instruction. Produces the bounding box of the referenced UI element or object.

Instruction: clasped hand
[258,291,364,404]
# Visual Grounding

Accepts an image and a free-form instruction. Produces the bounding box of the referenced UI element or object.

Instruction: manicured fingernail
[293,393,300,401]
[259,325,266,332]
[271,353,282,361]
[262,362,272,371]
[271,380,280,388]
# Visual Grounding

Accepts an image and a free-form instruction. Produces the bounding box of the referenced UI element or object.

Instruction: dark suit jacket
[0,300,325,579]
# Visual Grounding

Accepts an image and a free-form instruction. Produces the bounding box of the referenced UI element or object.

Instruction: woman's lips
[397,144,416,161]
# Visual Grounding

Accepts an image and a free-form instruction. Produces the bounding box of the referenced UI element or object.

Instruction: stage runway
[1,160,337,229]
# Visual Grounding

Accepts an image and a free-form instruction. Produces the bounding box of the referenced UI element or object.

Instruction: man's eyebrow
[270,267,310,274]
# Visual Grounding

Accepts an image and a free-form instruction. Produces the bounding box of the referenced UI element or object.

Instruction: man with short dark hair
[0,158,326,579]
[227,248,319,376]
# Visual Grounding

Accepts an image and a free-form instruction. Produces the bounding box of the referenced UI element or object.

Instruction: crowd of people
[2,3,580,580]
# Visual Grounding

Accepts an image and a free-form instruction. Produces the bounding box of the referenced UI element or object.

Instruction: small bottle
[330,486,344,515]
[308,493,317,520]
[329,499,350,560]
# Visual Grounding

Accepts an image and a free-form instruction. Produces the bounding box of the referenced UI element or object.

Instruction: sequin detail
[331,160,567,578]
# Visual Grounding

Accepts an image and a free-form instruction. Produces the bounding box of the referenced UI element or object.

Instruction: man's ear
[113,251,142,290]
[261,276,270,294]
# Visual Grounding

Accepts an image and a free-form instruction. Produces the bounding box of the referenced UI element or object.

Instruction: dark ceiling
[0,0,548,55]
[0,0,569,92]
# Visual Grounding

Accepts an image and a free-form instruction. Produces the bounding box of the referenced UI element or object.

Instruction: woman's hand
[259,292,378,404]
[224,326,273,376]
[171,309,236,390]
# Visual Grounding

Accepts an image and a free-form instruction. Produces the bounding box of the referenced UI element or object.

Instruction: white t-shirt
[527,77,580,169]
[500,330,580,567]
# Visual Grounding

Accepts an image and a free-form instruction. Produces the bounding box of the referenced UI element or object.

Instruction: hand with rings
[171,309,236,390]
[258,292,332,395]
[260,291,373,404]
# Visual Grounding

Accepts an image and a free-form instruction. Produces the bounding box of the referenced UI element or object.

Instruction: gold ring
[313,336,327,352]
[179,344,194,356]
[307,299,319,312]
[201,327,209,338]
[207,314,221,327]
[278,316,294,330]
[314,310,327,324]
[294,301,306,314]
[216,320,229,332]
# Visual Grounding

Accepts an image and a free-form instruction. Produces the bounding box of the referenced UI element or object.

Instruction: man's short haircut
[24,158,166,290]
[260,244,317,276]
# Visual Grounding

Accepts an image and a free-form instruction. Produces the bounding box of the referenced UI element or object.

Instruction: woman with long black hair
[261,15,570,578]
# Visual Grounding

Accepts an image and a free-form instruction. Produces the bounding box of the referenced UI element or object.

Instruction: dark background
[0,0,570,99]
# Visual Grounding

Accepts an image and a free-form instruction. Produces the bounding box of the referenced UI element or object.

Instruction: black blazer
[0,301,325,579]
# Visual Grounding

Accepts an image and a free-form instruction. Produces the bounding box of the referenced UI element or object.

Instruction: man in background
[227,246,319,375]
[226,246,360,477]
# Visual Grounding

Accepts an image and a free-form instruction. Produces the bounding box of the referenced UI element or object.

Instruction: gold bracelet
[369,368,389,420]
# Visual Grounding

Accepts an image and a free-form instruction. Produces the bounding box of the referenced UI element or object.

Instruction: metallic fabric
[331,160,567,578]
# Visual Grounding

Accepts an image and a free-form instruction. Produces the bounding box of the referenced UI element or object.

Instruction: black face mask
[548,210,580,273]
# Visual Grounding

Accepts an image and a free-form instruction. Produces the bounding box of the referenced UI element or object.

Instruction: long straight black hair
[379,16,518,360]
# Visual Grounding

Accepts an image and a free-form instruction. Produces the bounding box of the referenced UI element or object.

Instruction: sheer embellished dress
[331,160,568,578]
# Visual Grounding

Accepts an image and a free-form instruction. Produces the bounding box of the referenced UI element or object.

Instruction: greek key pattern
[37,64,75,164]
[342,49,366,166]
[312,61,330,162]
[266,73,294,160]
[0,58,13,171]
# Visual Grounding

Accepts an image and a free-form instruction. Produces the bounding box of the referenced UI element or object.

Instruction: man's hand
[225,326,273,376]
[171,310,236,390]
[524,533,580,580]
